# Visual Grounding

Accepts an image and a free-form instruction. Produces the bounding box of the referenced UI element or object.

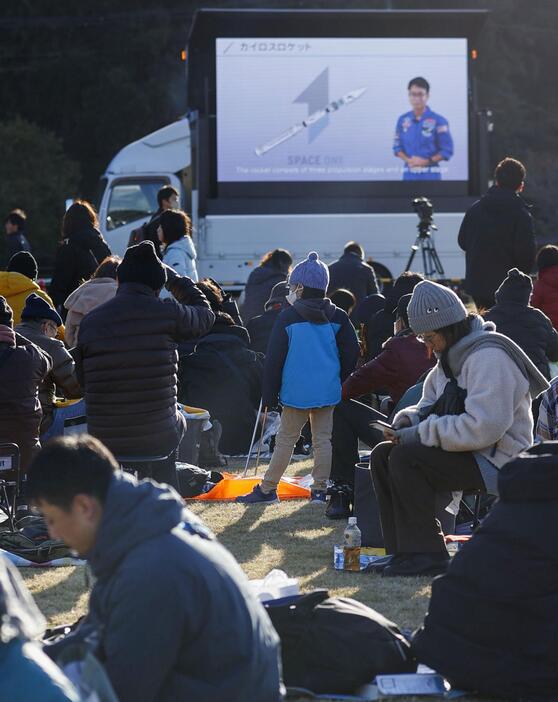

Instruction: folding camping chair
[0,443,21,531]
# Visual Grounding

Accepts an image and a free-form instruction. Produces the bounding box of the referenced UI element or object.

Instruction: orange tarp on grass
[191,473,311,501]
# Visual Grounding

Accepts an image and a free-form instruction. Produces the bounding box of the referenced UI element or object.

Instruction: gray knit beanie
[408,280,467,333]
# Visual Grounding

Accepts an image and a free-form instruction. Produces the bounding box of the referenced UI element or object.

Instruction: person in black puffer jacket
[364,271,424,361]
[179,279,264,455]
[484,267,558,379]
[49,201,112,314]
[413,444,558,700]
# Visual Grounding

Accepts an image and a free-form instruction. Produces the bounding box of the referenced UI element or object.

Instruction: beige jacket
[64,277,118,347]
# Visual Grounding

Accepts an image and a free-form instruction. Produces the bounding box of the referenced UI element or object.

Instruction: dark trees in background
[1,0,558,263]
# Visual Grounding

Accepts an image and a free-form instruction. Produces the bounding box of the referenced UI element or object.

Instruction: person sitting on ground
[16,295,81,435]
[413,445,558,700]
[484,267,558,379]
[4,208,31,263]
[73,241,214,488]
[363,271,424,361]
[179,278,264,455]
[63,256,120,348]
[237,251,359,505]
[351,291,385,328]
[28,435,282,702]
[0,296,51,473]
[49,201,111,314]
[0,251,58,329]
[329,288,357,317]
[368,280,548,577]
[158,209,198,294]
[531,244,558,330]
[327,241,379,304]
[0,553,79,702]
[327,294,435,519]
[246,282,288,354]
[241,248,292,322]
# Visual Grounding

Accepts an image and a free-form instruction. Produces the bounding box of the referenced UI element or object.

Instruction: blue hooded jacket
[262,298,359,409]
[55,473,281,702]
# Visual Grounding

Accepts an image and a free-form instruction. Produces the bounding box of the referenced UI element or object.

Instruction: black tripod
[404,220,445,278]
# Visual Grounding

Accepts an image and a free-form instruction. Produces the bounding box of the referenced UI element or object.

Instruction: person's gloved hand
[392,415,411,430]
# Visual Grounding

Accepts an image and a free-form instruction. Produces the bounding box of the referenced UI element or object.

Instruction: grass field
[20,457,494,702]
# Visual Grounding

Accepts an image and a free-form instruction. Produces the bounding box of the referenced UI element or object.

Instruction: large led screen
[216,38,469,183]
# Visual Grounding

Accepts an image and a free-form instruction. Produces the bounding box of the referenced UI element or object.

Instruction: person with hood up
[241,249,292,322]
[368,280,548,577]
[0,251,58,329]
[531,244,558,330]
[0,554,79,701]
[49,201,111,314]
[237,252,360,504]
[363,271,424,361]
[179,279,264,455]
[73,241,214,488]
[458,157,536,311]
[484,268,558,379]
[412,445,558,700]
[16,294,81,434]
[158,209,198,299]
[246,281,288,354]
[0,296,51,473]
[28,435,282,702]
[64,256,120,348]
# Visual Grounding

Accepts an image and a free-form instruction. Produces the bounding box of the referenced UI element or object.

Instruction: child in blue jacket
[237,252,359,504]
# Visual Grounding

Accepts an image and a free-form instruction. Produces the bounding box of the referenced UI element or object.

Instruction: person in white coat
[158,210,198,300]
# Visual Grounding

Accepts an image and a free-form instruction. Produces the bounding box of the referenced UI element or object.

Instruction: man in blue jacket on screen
[393,77,454,181]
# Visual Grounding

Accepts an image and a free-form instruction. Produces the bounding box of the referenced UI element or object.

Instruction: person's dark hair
[27,435,116,510]
[260,249,293,273]
[197,278,224,311]
[536,244,558,272]
[330,288,356,314]
[157,185,179,209]
[435,313,476,350]
[4,209,26,230]
[387,271,424,310]
[62,200,98,239]
[159,209,192,245]
[408,77,430,93]
[92,255,121,280]
[301,286,325,300]
[494,157,526,191]
[344,241,364,258]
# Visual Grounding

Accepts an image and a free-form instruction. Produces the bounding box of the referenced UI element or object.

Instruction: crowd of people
[2,155,558,699]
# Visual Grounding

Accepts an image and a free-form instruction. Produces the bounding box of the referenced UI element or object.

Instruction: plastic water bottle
[343,517,361,572]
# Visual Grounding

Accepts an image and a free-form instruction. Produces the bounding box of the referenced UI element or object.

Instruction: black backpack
[265,590,415,694]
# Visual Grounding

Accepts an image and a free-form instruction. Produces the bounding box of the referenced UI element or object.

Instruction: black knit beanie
[0,296,13,327]
[495,267,532,305]
[7,251,38,280]
[117,241,166,291]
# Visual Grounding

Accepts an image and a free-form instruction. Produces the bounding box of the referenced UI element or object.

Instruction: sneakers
[325,483,353,520]
[309,489,327,504]
[382,552,450,578]
[236,484,279,504]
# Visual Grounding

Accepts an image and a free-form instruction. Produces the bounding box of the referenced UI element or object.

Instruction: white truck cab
[97,119,190,258]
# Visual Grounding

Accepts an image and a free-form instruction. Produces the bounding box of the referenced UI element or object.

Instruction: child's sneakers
[236,484,279,504]
[309,489,327,504]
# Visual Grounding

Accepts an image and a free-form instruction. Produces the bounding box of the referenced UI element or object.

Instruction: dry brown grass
[19,457,494,701]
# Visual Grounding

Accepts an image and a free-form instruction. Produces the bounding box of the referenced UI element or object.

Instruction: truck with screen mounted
[98,8,490,288]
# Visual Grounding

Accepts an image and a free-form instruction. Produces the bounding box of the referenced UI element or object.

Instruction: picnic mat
[191,473,311,501]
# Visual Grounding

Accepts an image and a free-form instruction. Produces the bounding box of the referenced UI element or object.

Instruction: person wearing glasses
[393,77,454,181]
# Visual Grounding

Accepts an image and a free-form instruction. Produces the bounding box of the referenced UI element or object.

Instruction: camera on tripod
[404,196,444,278]
[411,197,435,235]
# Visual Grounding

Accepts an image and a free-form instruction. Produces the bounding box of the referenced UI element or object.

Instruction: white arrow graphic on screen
[254,87,367,157]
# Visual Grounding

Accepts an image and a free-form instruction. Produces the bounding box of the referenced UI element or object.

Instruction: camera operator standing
[458,157,536,311]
